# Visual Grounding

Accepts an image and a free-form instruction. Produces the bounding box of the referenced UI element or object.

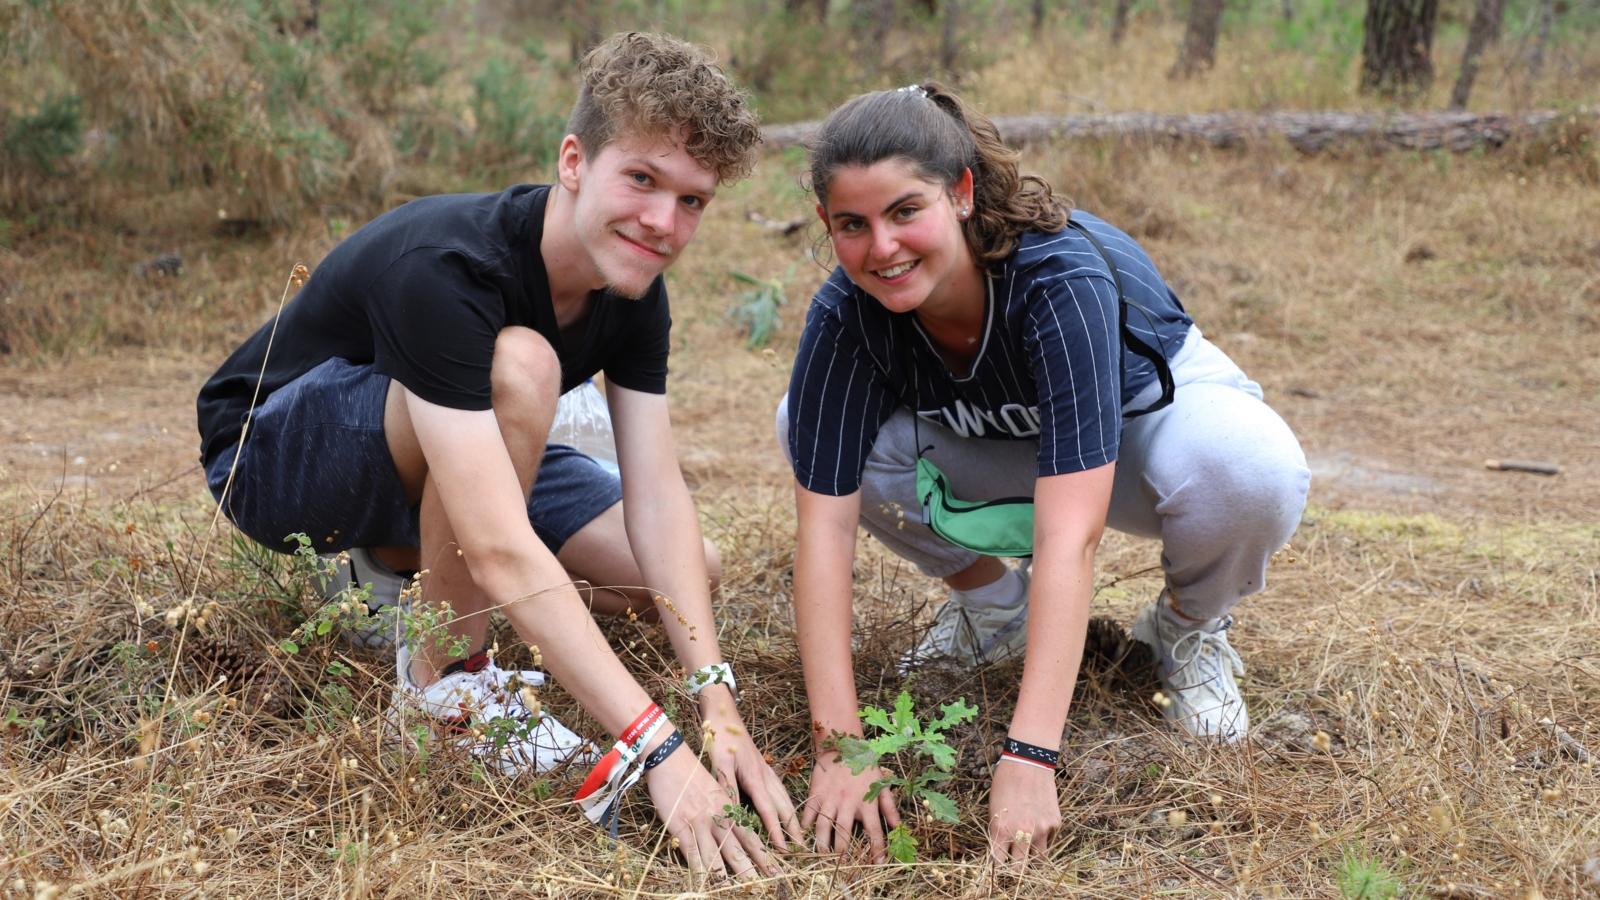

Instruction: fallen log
[762,109,1595,154]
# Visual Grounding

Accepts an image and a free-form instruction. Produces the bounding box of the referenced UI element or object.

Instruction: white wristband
[686,662,737,699]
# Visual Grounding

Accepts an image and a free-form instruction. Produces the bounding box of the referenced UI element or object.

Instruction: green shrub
[2,93,82,173]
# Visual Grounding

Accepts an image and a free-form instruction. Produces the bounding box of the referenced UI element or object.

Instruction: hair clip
[897,84,929,99]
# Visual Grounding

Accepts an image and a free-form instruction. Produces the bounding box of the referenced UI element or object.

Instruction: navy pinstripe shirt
[785,211,1192,496]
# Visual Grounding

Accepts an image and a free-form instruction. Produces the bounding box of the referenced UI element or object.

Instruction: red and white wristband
[998,736,1060,773]
[574,703,671,832]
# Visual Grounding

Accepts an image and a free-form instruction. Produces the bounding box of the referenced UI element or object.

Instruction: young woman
[778,84,1310,865]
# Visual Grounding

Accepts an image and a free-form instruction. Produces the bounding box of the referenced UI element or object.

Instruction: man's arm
[404,394,771,876]
[405,396,653,733]
[605,384,723,677]
[607,383,803,848]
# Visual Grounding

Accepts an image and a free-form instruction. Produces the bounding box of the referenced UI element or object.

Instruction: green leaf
[932,697,978,731]
[837,735,880,776]
[920,789,960,824]
[861,705,893,732]
[315,619,333,636]
[891,691,916,728]
[728,270,764,286]
[279,639,299,655]
[886,824,918,863]
[922,739,957,770]
[862,775,902,801]
[868,733,906,756]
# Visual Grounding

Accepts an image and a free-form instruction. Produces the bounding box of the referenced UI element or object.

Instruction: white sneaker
[317,548,406,651]
[899,568,1030,674]
[1130,596,1248,742]
[391,647,596,775]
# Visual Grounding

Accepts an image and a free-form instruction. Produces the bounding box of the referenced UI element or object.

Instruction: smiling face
[819,158,980,319]
[558,130,717,299]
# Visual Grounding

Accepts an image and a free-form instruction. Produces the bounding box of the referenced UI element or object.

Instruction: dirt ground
[1,140,1595,897]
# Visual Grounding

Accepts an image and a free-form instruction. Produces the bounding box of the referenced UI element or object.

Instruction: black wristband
[642,730,685,771]
[1002,736,1060,769]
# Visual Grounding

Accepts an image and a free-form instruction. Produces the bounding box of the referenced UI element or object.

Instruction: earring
[960,206,971,219]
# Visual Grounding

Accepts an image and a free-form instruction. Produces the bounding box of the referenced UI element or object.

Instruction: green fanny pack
[917,455,1035,557]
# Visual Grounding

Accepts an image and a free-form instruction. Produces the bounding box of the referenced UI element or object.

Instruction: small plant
[1334,845,1403,899]
[720,802,764,836]
[277,534,465,661]
[3,708,45,738]
[835,690,978,863]
[726,269,790,348]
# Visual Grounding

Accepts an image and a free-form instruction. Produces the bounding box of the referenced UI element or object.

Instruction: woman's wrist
[998,736,1060,772]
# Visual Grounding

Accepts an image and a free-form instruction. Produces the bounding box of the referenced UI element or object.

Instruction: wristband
[1000,736,1060,771]
[575,704,668,834]
[641,730,685,771]
[686,662,737,699]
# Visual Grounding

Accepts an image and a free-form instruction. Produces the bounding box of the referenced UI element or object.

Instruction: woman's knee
[1142,391,1309,535]
[1173,431,1309,538]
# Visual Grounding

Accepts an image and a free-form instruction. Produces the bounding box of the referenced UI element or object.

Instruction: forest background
[1,1,1597,897]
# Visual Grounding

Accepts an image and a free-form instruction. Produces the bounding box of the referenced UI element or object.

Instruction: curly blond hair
[568,32,761,184]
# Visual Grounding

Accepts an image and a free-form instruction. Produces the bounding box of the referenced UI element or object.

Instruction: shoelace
[1167,616,1244,688]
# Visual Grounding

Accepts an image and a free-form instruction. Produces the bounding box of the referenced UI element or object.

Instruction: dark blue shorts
[204,358,622,555]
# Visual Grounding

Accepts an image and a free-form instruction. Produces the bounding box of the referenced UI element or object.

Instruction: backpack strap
[1065,216,1175,419]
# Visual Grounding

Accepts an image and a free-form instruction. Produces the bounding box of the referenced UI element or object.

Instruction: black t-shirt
[197,185,671,466]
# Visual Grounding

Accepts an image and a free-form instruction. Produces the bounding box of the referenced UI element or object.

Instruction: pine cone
[188,636,295,719]
[1081,616,1158,690]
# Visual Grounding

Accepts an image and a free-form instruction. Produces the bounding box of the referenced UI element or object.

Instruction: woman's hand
[987,759,1061,866]
[644,740,774,880]
[801,753,902,862]
[700,691,804,851]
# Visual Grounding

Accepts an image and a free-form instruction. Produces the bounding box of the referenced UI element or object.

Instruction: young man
[196,32,798,877]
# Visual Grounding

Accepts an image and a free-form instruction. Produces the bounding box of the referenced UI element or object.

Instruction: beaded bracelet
[999,736,1060,772]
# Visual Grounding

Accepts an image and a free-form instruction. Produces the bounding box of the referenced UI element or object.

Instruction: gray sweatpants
[776,326,1310,621]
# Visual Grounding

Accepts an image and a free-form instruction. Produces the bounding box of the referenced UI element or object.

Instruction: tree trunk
[1360,0,1439,98]
[1110,0,1132,46]
[1169,0,1224,80]
[1527,0,1554,79]
[566,1,603,65]
[940,0,962,78]
[1448,0,1503,110]
[1281,0,1294,21]
[761,109,1592,155]
[1032,0,1046,32]
[784,0,828,22]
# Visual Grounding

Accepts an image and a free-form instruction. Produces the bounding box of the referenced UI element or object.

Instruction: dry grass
[3,16,1600,899]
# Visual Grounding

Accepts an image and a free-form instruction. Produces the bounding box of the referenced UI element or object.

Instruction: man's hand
[644,740,774,880]
[988,759,1061,867]
[701,693,804,851]
[800,753,901,862]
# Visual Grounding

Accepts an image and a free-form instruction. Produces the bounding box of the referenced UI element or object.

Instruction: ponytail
[807,82,1068,267]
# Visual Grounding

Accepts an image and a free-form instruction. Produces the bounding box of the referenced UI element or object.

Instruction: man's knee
[491,326,561,411]
[704,536,722,595]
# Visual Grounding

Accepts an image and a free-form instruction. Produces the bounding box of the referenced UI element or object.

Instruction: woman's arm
[792,483,902,860]
[989,462,1114,865]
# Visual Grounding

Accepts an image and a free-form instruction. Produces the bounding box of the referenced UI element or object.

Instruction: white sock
[954,566,1027,610]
